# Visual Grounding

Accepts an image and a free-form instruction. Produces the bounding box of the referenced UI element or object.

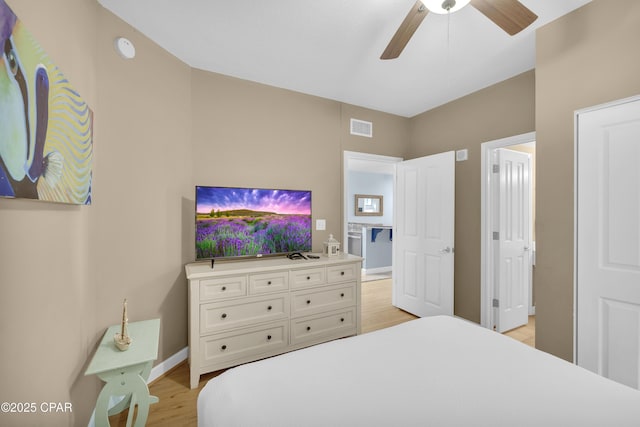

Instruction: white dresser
[185,253,362,389]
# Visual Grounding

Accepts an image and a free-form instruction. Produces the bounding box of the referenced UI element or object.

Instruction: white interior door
[576,96,640,389]
[494,148,531,333]
[393,151,455,317]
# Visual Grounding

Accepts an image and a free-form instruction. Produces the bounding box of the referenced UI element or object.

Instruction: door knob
[440,246,452,254]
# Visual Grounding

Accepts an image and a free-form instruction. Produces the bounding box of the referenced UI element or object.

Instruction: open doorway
[480,132,536,337]
[343,151,401,283]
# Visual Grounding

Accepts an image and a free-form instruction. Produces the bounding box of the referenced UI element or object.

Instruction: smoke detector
[114,37,136,60]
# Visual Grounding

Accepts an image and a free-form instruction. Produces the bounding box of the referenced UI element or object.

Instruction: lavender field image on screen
[196,187,312,259]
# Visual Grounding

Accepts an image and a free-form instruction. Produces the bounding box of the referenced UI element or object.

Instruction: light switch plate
[316,219,326,231]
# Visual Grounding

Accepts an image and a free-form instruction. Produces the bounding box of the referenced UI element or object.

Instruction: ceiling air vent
[350,118,373,138]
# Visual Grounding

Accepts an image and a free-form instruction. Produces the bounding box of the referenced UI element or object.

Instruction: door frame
[480,131,536,330]
[343,151,403,254]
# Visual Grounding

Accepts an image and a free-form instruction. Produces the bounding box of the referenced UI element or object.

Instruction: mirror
[355,194,383,216]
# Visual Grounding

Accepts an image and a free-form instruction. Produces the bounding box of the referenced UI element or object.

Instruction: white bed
[198,316,640,426]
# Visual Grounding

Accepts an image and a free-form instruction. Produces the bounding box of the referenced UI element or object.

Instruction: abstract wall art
[1,0,93,205]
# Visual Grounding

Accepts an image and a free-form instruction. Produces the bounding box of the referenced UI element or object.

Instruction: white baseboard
[362,267,392,275]
[148,346,188,383]
[87,346,188,427]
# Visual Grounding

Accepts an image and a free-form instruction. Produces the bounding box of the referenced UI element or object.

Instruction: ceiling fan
[381,0,538,60]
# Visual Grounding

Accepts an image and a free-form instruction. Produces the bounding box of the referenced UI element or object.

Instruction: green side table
[86,318,160,427]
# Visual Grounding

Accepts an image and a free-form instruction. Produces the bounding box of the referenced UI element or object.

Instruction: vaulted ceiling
[98,0,591,117]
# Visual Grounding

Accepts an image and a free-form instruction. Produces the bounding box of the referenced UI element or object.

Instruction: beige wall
[407,71,536,322]
[404,0,640,361]
[190,72,407,253]
[2,1,637,424]
[0,0,193,425]
[0,3,407,425]
[92,2,193,374]
[535,0,640,361]
[340,104,410,158]
[190,71,343,250]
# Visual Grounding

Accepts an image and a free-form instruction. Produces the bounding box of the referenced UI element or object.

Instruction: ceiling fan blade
[380,1,429,60]
[470,0,538,35]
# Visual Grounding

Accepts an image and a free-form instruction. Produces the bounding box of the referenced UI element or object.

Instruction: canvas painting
[0,0,93,204]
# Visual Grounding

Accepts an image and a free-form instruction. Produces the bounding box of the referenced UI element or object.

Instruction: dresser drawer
[186,257,362,389]
[200,275,247,302]
[291,283,355,318]
[291,308,356,345]
[200,294,289,334]
[327,263,359,284]
[249,270,289,294]
[201,321,288,367]
[290,267,325,289]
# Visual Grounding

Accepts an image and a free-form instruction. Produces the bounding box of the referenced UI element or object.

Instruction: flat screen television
[195,186,312,260]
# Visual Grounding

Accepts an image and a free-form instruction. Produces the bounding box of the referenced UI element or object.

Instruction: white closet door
[576,96,640,389]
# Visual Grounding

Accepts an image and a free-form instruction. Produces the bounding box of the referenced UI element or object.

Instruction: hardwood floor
[361,278,417,333]
[503,314,536,347]
[109,278,535,426]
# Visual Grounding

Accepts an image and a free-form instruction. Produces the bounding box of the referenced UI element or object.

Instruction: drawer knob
[267,281,272,285]
[307,276,311,280]
[267,335,272,341]
[221,345,227,351]
[221,286,226,291]
[267,305,272,311]
[221,313,227,319]
[306,326,311,331]
[341,317,345,322]
[340,293,345,298]
[341,271,345,276]
[306,299,311,305]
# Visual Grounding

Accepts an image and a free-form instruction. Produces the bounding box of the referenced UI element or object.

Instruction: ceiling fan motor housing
[442,0,457,11]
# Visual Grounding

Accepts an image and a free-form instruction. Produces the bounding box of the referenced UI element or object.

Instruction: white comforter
[198,316,640,426]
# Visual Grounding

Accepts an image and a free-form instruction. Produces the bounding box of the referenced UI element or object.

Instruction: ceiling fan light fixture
[422,0,471,15]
